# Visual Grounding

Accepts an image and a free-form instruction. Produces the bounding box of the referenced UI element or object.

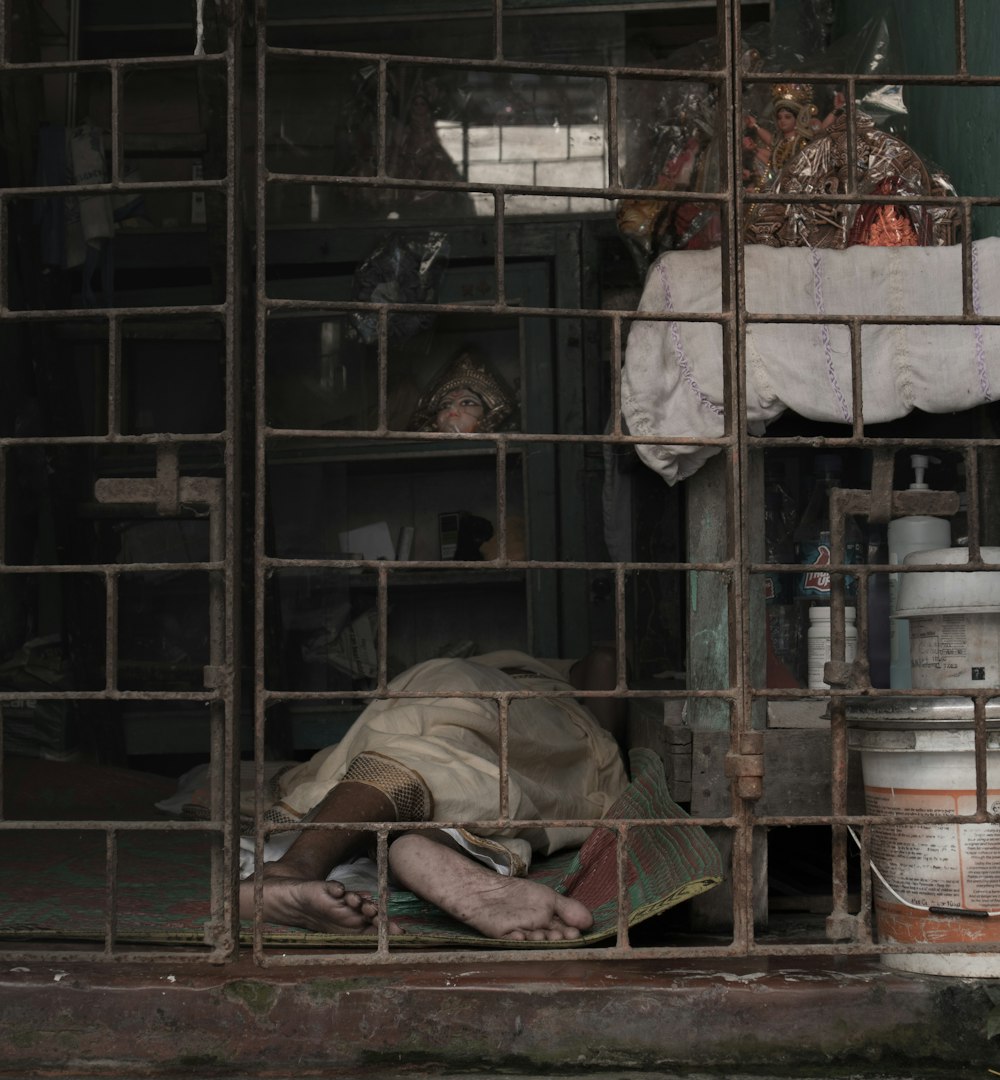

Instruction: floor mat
[0,748,722,948]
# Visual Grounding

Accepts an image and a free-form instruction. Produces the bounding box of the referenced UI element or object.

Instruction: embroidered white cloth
[622,239,1000,485]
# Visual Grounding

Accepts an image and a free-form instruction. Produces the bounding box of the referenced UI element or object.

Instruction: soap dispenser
[887,454,952,689]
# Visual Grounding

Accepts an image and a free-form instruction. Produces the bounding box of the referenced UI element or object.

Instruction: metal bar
[252,0,270,966]
[218,0,245,961]
[104,830,119,955]
[956,0,968,77]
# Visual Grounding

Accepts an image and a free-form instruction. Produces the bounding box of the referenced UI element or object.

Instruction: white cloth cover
[622,238,1000,485]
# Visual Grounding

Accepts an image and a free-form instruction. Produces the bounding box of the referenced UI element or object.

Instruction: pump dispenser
[887,454,952,688]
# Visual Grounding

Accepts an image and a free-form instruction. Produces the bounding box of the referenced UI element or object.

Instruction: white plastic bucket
[848,717,1000,977]
[894,547,1000,690]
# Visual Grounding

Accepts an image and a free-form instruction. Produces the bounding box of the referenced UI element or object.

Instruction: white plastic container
[887,455,951,689]
[894,546,1000,689]
[806,606,857,689]
[848,710,1000,977]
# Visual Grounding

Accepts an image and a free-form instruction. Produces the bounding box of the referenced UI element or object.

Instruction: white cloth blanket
[622,238,1000,485]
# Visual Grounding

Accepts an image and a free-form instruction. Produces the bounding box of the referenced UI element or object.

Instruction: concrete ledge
[1,956,998,1076]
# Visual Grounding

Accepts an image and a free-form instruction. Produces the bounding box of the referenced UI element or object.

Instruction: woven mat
[0,749,721,948]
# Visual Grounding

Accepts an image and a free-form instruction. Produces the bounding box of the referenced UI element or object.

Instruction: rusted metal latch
[725,732,764,800]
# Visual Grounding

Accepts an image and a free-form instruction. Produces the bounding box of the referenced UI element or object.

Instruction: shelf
[266,437,523,468]
[274,568,526,588]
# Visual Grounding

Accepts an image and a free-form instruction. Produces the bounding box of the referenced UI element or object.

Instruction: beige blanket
[261,651,628,874]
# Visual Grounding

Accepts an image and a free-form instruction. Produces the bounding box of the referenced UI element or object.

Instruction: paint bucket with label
[893,547,1000,689]
[847,697,1000,976]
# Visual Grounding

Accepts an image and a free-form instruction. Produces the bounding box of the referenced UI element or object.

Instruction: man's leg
[388,832,594,941]
[239,781,398,934]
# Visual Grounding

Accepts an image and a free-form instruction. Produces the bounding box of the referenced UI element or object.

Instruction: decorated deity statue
[409,350,517,433]
[744,106,960,248]
[744,83,819,193]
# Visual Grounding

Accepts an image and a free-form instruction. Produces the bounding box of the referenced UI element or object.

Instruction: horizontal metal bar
[0,819,224,831]
[264,44,729,82]
[0,53,226,74]
[0,690,220,702]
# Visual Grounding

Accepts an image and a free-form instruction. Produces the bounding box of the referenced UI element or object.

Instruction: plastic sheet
[349,231,449,345]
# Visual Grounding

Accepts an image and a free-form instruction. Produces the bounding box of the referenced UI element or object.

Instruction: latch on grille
[724,732,764,800]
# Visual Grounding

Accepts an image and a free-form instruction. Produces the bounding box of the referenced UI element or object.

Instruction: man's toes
[341,889,372,911]
[554,894,593,931]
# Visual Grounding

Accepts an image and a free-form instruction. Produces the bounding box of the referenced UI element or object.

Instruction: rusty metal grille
[2,0,999,970]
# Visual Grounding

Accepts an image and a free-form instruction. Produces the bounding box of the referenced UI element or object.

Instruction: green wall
[836,0,1000,237]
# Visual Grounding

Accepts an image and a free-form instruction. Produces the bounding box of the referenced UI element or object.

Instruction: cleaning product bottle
[887,453,952,689]
[793,454,864,686]
[807,605,858,689]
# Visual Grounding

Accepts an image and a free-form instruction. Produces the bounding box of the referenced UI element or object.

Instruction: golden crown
[770,82,815,114]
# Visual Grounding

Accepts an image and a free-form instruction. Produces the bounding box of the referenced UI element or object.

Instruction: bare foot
[239,871,401,935]
[388,833,593,941]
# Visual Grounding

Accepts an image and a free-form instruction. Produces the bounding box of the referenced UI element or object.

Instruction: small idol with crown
[744,83,820,191]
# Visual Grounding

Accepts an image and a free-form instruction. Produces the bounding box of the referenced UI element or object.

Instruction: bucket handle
[847,826,1000,919]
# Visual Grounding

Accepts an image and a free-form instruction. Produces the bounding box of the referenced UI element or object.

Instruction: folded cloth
[622,238,1000,485]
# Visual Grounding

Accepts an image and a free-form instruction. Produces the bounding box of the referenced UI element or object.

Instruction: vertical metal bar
[107,315,122,436]
[614,563,626,694]
[974,694,988,816]
[252,0,270,965]
[966,445,981,561]
[104,829,119,955]
[826,496,852,939]
[493,0,504,62]
[377,59,388,179]
[220,0,245,960]
[615,822,629,947]
[609,314,623,437]
[105,571,119,691]
[844,78,857,195]
[857,823,874,941]
[66,0,80,125]
[0,446,6,564]
[377,307,389,431]
[849,318,863,439]
[109,63,123,184]
[606,73,619,190]
[375,828,390,956]
[497,695,511,821]
[495,189,506,306]
[955,0,968,77]
[495,434,509,561]
[377,562,389,691]
[0,189,8,310]
[726,0,754,954]
[961,200,974,317]
[207,479,228,944]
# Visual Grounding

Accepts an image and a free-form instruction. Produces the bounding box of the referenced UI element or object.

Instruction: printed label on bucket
[908,613,1000,687]
[867,786,1000,929]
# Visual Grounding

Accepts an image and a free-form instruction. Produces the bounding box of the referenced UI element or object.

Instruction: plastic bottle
[887,453,952,689]
[793,455,864,685]
[807,606,858,689]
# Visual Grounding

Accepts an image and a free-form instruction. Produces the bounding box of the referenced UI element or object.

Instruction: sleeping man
[239,647,628,942]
